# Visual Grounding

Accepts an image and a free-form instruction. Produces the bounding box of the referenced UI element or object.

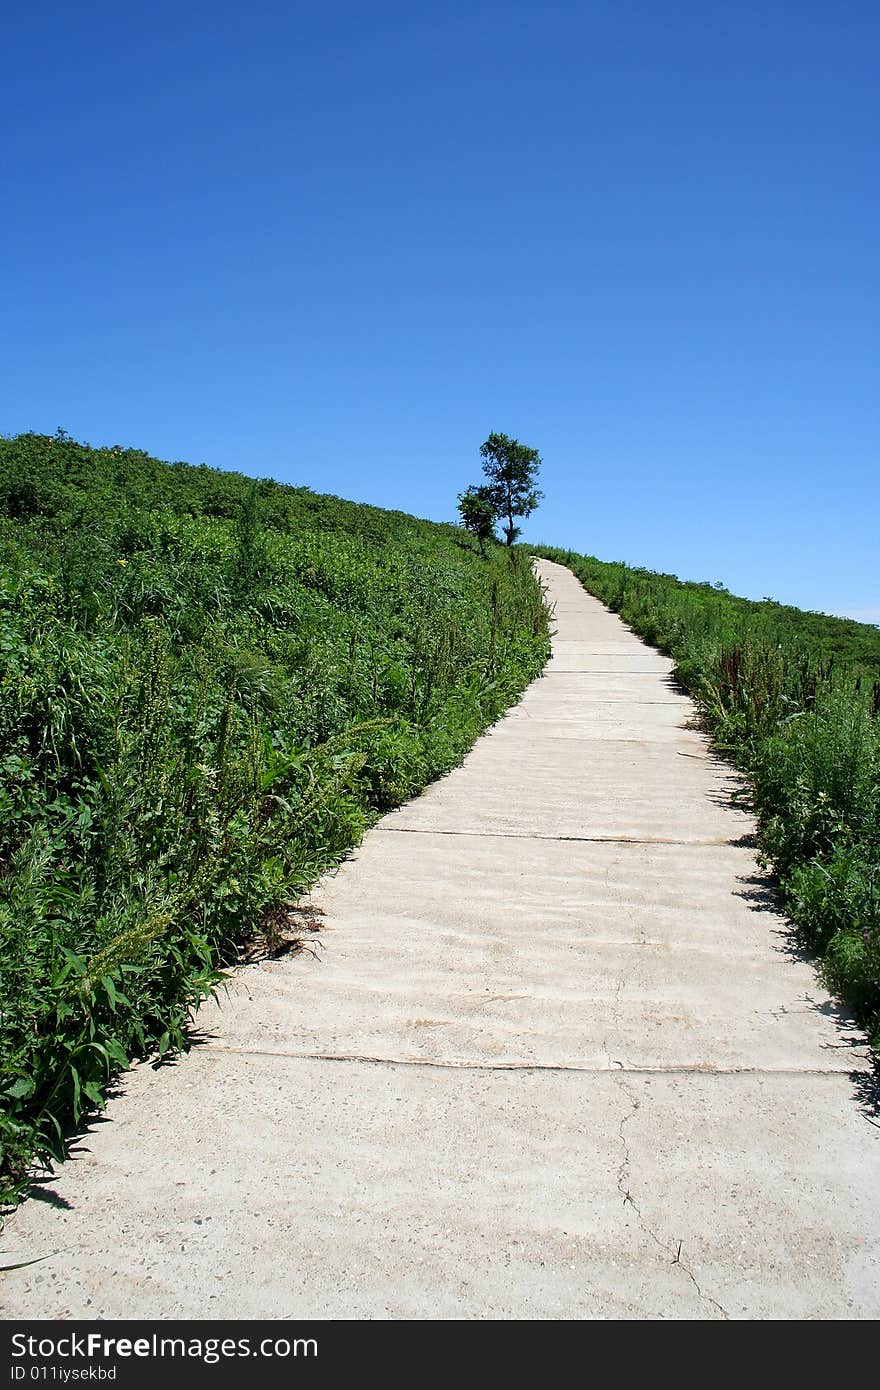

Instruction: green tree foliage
[456,485,497,554]
[477,432,543,546]
[0,433,551,1199]
[534,544,880,1045]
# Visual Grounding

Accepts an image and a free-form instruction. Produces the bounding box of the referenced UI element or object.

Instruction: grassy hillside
[0,432,550,1199]
[534,546,880,1044]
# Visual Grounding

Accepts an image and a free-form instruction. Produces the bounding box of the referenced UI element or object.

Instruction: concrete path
[4,559,879,1319]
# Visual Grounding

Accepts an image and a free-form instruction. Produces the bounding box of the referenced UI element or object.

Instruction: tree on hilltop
[462,432,543,548]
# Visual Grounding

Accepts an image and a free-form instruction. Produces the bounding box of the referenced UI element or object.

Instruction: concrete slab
[7,1059,877,1320]
[386,748,754,843]
[528,671,688,701]
[3,557,878,1321]
[545,648,674,674]
[491,704,703,743]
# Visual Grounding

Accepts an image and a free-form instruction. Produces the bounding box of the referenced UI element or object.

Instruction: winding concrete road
[4,559,879,1319]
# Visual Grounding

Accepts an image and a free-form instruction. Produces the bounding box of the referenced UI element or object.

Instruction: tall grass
[0,433,550,1200]
[533,546,880,1043]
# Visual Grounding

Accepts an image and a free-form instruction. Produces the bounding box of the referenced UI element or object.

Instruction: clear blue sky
[4,2,878,619]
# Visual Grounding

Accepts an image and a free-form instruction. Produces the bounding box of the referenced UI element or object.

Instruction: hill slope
[0,433,550,1197]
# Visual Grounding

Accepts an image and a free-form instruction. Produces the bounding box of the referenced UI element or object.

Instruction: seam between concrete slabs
[377,828,746,847]
[541,670,674,675]
[522,699,691,706]
[200,1048,865,1077]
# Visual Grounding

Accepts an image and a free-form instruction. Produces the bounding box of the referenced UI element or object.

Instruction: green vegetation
[458,432,543,547]
[534,546,880,1044]
[456,485,498,556]
[0,432,550,1200]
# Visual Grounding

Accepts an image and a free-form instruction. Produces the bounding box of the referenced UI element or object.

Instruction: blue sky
[3,2,878,618]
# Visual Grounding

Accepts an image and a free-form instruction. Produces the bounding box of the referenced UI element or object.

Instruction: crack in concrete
[603,973,627,1071]
[613,1079,729,1320]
